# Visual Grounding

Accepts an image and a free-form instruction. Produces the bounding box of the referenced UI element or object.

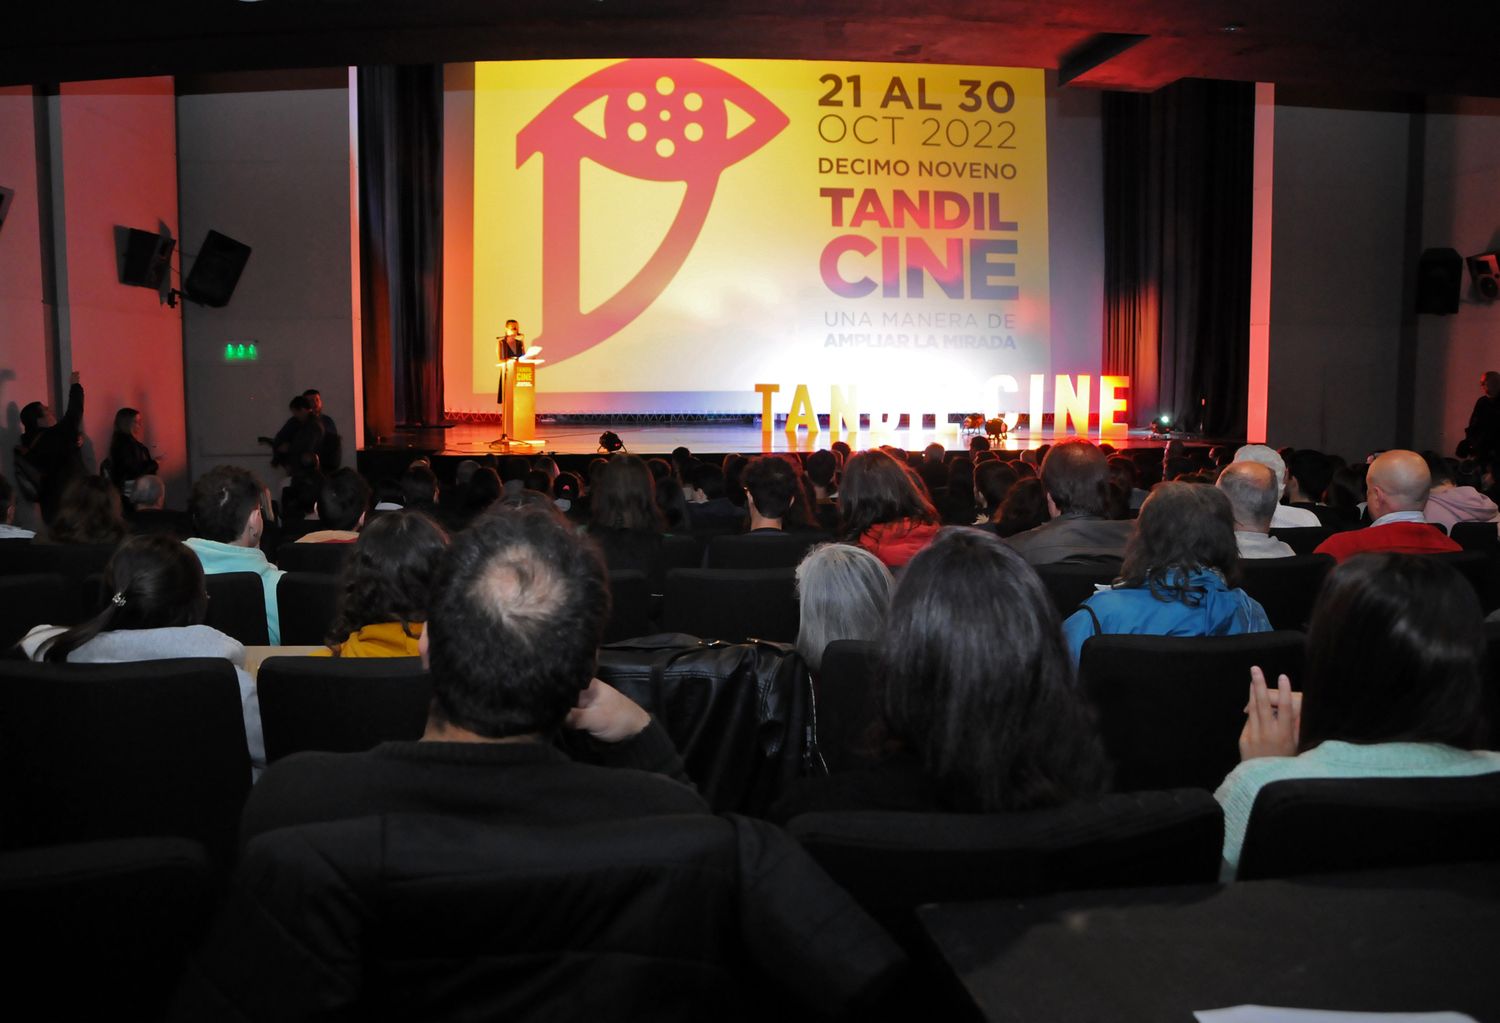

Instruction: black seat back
[1429,549,1494,612]
[1034,561,1120,618]
[1268,526,1334,556]
[204,572,269,646]
[1079,631,1306,791]
[1450,521,1499,554]
[1,542,118,621]
[663,568,799,643]
[273,541,354,575]
[276,572,341,646]
[0,659,252,867]
[256,656,431,763]
[0,573,68,649]
[815,640,882,773]
[1237,773,1500,880]
[604,570,652,642]
[1237,554,1334,630]
[705,532,829,570]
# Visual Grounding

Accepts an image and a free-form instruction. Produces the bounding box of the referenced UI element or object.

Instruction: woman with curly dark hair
[1061,481,1270,662]
[316,510,450,657]
[837,449,940,568]
[47,475,128,545]
[586,453,670,583]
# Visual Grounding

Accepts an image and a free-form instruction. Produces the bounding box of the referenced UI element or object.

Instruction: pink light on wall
[1246,82,1275,443]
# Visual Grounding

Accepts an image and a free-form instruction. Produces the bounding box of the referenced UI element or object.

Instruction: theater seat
[0,573,67,649]
[0,658,252,868]
[662,567,799,643]
[203,572,269,646]
[1430,549,1494,612]
[0,837,211,1017]
[787,788,1223,934]
[1034,561,1120,617]
[173,814,903,1022]
[1450,520,1499,554]
[1236,773,1500,880]
[1237,554,1334,630]
[273,541,354,574]
[256,656,430,763]
[0,542,117,622]
[276,572,340,646]
[1079,632,1306,792]
[1267,526,1334,556]
[815,639,882,774]
[705,531,829,570]
[604,569,652,641]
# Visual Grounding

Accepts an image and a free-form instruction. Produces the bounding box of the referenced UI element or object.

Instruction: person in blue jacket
[1063,481,1270,663]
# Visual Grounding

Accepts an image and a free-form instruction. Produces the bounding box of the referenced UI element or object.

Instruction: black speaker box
[1468,252,1500,302]
[184,230,251,307]
[1415,247,1462,315]
[120,227,175,290]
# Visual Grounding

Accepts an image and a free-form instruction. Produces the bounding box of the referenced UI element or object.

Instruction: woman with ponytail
[18,533,265,775]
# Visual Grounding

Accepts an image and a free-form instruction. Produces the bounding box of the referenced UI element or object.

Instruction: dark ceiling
[2,1,1492,98]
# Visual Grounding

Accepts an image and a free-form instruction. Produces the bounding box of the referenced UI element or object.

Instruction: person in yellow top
[313,510,449,657]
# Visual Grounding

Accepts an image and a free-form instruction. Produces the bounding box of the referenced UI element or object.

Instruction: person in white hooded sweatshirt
[19,532,264,778]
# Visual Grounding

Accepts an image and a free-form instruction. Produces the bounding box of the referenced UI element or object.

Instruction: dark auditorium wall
[176,69,360,485]
[1266,93,1417,459]
[1413,96,1500,456]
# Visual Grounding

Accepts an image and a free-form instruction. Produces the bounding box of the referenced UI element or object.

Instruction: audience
[1313,450,1462,563]
[992,476,1050,537]
[793,543,893,671]
[1005,439,1134,564]
[1217,461,1295,559]
[973,459,1018,525]
[1215,553,1500,875]
[1422,451,1500,532]
[686,462,743,529]
[837,449,941,568]
[184,465,286,645]
[1232,445,1320,527]
[774,529,1107,817]
[740,455,802,533]
[298,467,371,542]
[17,371,85,523]
[0,475,35,539]
[587,452,668,581]
[46,475,128,546]
[18,533,264,774]
[1062,482,1271,662]
[316,511,449,657]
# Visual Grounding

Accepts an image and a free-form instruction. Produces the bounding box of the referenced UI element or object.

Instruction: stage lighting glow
[467,58,1051,418]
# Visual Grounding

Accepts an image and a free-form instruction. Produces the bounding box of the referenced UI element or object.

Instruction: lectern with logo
[496,342,545,446]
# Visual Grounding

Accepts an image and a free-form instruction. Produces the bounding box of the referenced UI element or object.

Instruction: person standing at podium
[497,319,524,403]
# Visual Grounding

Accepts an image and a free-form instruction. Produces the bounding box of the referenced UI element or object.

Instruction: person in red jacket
[838,449,941,568]
[1314,449,1461,563]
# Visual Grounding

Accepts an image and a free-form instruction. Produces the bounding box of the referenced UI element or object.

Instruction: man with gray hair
[1217,462,1294,559]
[1232,444,1320,528]
[1314,450,1462,563]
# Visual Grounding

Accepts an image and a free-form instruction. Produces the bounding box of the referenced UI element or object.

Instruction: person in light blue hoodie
[1062,482,1271,663]
[20,533,264,778]
[183,465,285,645]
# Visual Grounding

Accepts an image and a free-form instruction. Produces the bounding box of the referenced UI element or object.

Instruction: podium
[495,346,544,448]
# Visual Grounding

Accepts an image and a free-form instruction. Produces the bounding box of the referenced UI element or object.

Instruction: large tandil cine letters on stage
[474,60,1050,416]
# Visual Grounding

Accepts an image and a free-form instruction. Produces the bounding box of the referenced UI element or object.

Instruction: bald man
[1217,461,1294,559]
[1313,450,1461,563]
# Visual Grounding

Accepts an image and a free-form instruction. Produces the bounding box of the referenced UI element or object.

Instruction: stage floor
[424,422,1209,458]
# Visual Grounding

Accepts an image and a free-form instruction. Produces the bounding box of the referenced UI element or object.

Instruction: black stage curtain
[357,65,444,439]
[1103,79,1254,437]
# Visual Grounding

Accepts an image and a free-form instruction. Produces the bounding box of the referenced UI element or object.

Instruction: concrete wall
[1266,98,1415,459]
[1413,96,1500,456]
[176,69,358,487]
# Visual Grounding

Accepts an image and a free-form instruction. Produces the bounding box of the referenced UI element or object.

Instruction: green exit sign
[224,342,259,362]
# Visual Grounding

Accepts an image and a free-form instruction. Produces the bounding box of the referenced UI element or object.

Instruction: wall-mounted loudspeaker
[1415,247,1462,315]
[184,229,251,307]
[1468,252,1500,302]
[119,227,176,290]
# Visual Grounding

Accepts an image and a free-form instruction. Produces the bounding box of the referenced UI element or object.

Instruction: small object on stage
[598,431,625,453]
[985,416,1008,439]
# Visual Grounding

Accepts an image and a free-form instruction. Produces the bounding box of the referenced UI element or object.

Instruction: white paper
[1195,1008,1476,1023]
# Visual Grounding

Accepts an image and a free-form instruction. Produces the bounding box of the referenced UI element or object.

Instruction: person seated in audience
[793,543,892,672]
[523,469,552,497]
[497,455,530,497]
[0,474,36,539]
[127,474,189,538]
[1217,461,1295,559]
[916,457,948,500]
[685,462,744,529]
[740,455,800,533]
[315,511,449,658]
[805,449,841,533]
[1325,463,1366,524]
[1233,445,1320,527]
[399,463,440,514]
[45,475,127,546]
[370,478,403,512]
[935,459,978,526]
[297,467,371,543]
[587,452,668,581]
[17,370,85,524]
[269,394,323,472]
[105,406,159,508]
[1284,448,1343,527]
[837,449,941,569]
[722,453,750,510]
[19,533,264,774]
[992,476,1049,537]
[1062,482,1271,662]
[1216,553,1500,875]
[280,460,324,523]
[241,506,702,836]
[459,466,504,521]
[773,529,1107,817]
[1422,451,1500,532]
[650,475,688,532]
[1005,439,1134,565]
[554,470,584,520]
[184,465,286,645]
[973,459,1018,526]
[1107,455,1147,512]
[1313,450,1462,563]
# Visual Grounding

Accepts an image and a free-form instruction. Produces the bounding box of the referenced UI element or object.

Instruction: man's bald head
[1217,461,1280,533]
[1366,449,1432,517]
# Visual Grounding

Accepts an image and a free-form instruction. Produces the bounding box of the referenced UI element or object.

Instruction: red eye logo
[517,59,788,366]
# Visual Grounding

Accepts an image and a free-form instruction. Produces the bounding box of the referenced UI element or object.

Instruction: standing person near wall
[1459,371,1500,463]
[17,371,85,524]
[107,407,160,507]
[303,389,342,471]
